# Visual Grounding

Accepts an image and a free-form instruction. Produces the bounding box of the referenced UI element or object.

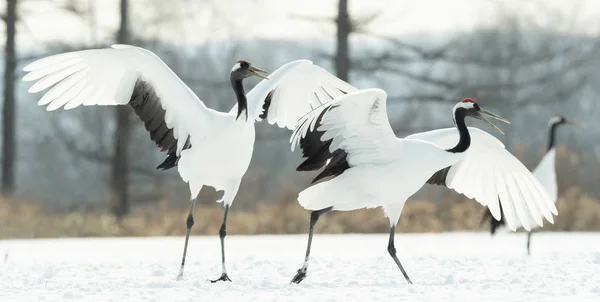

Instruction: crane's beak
[479,109,510,135]
[565,119,584,129]
[248,66,270,80]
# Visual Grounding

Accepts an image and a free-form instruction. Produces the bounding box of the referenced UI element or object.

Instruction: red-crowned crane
[22,44,356,282]
[288,89,557,284]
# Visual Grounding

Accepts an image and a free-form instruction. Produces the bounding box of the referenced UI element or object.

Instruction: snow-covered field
[1,233,599,301]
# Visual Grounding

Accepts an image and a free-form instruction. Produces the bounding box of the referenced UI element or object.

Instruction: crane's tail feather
[298,176,374,212]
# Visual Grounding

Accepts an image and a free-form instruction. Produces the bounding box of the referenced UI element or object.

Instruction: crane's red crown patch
[461,98,475,103]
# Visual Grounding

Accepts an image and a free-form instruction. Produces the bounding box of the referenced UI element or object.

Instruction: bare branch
[351,9,383,33]
[288,13,333,23]
[49,117,178,180]
[354,60,459,89]
[60,0,87,15]
[364,32,581,69]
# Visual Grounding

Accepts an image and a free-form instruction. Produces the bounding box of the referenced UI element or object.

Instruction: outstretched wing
[244,60,358,129]
[23,44,218,169]
[290,88,400,183]
[407,127,558,231]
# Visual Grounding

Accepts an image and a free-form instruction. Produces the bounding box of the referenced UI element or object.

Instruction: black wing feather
[129,79,191,170]
[296,88,350,184]
[259,89,276,120]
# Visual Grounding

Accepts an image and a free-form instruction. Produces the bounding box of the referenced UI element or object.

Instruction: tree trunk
[335,0,350,82]
[2,0,18,196]
[111,0,131,219]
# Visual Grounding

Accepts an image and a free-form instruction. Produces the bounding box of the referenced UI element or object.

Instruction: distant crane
[289,89,557,284]
[481,115,580,255]
[22,44,355,282]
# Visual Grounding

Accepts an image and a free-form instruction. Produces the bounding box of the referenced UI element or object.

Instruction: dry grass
[1,148,597,239]
[1,186,599,239]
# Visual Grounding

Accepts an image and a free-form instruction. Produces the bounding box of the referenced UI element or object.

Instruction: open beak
[479,108,510,135]
[248,65,270,80]
[565,119,584,129]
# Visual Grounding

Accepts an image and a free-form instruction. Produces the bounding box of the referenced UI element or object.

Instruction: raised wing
[244,60,358,129]
[23,44,216,169]
[407,127,558,231]
[290,88,400,183]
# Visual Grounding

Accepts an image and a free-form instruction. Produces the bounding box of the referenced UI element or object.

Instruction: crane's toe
[290,268,307,284]
[210,273,232,283]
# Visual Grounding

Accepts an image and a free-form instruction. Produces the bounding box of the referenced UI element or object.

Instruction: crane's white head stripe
[231,62,242,72]
[231,60,250,72]
[548,116,564,127]
[452,98,477,124]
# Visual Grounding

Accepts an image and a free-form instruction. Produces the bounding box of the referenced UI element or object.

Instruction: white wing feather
[406,127,558,231]
[291,88,399,166]
[23,44,217,156]
[244,60,357,129]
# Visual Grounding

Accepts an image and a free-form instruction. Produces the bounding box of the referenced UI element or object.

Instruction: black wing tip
[297,158,325,172]
[295,99,350,183]
[156,152,178,170]
[310,150,349,184]
[258,89,276,120]
[155,138,191,171]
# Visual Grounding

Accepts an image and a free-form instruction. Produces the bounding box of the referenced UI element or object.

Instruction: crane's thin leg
[526,231,532,256]
[211,204,232,283]
[290,206,332,284]
[387,225,413,284]
[177,198,197,280]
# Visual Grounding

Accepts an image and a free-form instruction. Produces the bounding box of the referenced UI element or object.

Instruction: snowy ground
[1,232,600,301]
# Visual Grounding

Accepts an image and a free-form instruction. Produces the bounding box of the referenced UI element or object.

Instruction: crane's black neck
[231,77,248,121]
[547,122,561,151]
[447,108,471,153]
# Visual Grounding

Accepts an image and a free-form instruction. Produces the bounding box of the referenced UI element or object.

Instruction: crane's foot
[176,266,185,281]
[210,273,232,283]
[290,268,307,284]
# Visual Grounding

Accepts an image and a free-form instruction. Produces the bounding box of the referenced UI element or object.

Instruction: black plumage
[296,88,350,184]
[128,79,191,170]
[259,89,275,120]
[312,149,349,183]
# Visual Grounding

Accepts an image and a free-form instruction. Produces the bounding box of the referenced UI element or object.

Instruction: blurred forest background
[0,0,599,238]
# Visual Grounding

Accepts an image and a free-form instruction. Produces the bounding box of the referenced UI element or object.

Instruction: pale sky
[13,0,600,52]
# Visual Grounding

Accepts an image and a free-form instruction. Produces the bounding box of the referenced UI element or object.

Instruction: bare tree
[2,0,18,196]
[292,0,378,81]
[335,0,350,81]
[111,0,131,219]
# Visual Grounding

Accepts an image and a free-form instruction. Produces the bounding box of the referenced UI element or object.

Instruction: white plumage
[405,127,556,231]
[22,44,354,281]
[483,115,579,254]
[288,88,557,284]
